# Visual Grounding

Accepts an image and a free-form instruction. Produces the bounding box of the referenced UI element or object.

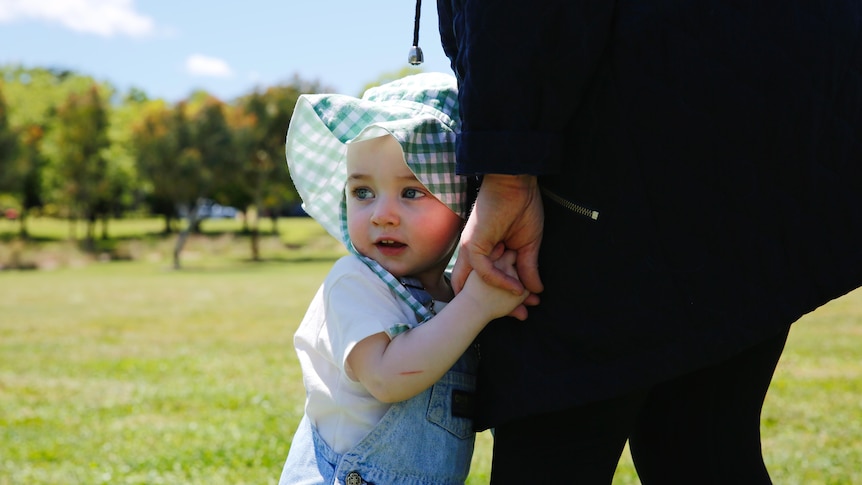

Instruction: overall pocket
[425,370,477,439]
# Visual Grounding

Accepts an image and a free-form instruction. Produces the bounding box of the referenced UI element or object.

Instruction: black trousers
[489,327,790,484]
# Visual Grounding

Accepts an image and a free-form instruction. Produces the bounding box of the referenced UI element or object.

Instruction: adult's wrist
[480,174,537,190]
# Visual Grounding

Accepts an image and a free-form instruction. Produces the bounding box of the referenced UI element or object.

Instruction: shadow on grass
[160,257,342,276]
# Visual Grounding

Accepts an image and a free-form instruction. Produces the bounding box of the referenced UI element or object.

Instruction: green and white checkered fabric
[285,73,464,332]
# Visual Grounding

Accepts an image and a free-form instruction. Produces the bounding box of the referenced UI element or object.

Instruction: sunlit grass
[1,259,326,484]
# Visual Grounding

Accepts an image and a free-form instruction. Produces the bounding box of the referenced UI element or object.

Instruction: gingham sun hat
[286,72,464,243]
[285,72,465,330]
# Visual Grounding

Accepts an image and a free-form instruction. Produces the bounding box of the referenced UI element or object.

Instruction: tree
[99,87,150,233]
[0,83,20,193]
[1,66,118,232]
[0,66,97,129]
[0,124,46,238]
[0,79,47,239]
[51,84,111,248]
[133,100,192,234]
[134,93,236,269]
[230,83,309,260]
[187,94,239,209]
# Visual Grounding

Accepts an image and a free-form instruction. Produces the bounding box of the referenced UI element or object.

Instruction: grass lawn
[1,217,860,484]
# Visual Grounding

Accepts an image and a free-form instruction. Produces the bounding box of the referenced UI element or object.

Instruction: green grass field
[1,217,860,484]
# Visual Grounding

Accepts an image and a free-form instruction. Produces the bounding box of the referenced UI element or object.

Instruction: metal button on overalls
[345,471,363,485]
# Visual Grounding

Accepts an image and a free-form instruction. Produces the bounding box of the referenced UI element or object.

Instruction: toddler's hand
[462,248,531,321]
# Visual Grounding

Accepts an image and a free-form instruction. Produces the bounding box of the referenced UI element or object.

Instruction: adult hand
[452,174,544,318]
[460,248,531,321]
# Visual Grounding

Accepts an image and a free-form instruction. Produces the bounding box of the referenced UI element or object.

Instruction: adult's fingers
[474,251,524,295]
[450,250,472,294]
[515,243,544,296]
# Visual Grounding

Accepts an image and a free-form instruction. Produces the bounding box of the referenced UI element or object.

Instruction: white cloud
[185,54,233,78]
[0,0,154,37]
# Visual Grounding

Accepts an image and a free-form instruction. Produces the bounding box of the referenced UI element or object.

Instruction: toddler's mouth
[376,239,406,248]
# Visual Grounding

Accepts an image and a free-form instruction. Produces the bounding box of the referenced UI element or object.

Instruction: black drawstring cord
[408,0,424,65]
[413,0,422,47]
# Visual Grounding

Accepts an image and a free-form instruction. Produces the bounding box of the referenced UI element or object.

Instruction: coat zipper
[540,186,599,220]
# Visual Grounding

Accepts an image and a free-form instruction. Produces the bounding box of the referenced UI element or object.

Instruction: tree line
[0,65,333,262]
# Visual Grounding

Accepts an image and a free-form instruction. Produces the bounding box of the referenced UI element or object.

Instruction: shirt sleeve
[440,0,616,175]
[324,258,416,373]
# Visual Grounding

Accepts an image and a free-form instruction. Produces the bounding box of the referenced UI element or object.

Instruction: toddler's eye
[403,188,426,199]
[352,187,373,200]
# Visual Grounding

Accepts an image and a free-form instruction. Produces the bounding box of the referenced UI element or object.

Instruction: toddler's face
[345,135,462,286]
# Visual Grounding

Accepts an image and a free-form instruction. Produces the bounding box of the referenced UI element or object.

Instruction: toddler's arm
[347,250,528,403]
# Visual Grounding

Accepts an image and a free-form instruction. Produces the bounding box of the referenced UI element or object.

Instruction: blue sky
[0,0,452,102]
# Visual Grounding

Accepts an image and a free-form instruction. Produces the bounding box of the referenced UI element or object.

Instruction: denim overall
[279,285,479,485]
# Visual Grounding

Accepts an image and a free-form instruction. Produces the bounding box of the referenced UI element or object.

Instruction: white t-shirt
[294,255,422,454]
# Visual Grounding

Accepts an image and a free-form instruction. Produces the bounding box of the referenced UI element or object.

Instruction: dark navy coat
[438,0,862,429]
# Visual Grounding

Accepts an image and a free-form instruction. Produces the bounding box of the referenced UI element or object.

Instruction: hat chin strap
[408,0,424,65]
